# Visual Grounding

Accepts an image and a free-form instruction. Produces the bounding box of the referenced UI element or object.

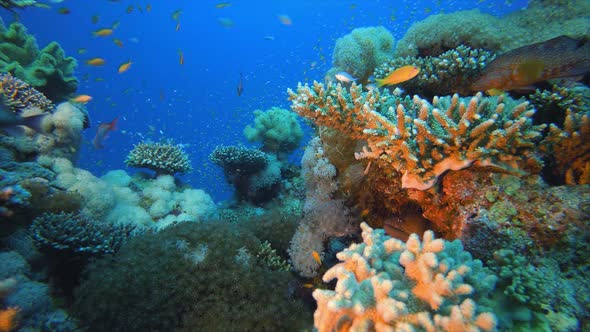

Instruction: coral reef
[313,223,497,331]
[289,137,354,277]
[210,145,281,204]
[125,140,192,175]
[0,72,53,113]
[541,108,590,185]
[0,17,78,102]
[0,0,38,11]
[73,221,311,332]
[30,212,135,256]
[374,45,495,97]
[289,82,545,190]
[243,106,303,156]
[328,26,394,84]
[394,0,589,57]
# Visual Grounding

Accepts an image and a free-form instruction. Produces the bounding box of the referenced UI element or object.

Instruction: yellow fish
[113,38,124,48]
[171,9,182,21]
[86,58,106,66]
[375,65,420,87]
[70,94,92,103]
[311,251,322,265]
[93,28,113,37]
[118,60,132,73]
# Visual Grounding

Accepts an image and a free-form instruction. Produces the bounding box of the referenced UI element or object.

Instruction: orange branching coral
[542,109,590,185]
[0,72,53,113]
[0,307,19,332]
[289,81,545,190]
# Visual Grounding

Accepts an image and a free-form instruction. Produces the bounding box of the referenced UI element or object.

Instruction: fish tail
[375,78,385,87]
[22,113,49,133]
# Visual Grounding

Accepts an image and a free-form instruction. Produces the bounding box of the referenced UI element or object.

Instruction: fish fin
[22,113,49,133]
[375,78,385,87]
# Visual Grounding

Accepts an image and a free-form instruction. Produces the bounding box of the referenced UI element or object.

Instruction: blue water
[1,0,528,201]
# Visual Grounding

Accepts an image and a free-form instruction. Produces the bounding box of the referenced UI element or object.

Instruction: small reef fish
[91,14,99,24]
[471,35,590,93]
[70,94,92,104]
[57,7,70,14]
[126,5,134,14]
[93,116,118,149]
[86,58,106,66]
[77,48,88,54]
[311,251,322,265]
[93,28,114,37]
[118,60,132,73]
[217,17,234,28]
[237,72,244,96]
[178,49,184,65]
[171,9,182,21]
[278,14,292,25]
[0,107,47,134]
[146,4,151,12]
[335,71,356,83]
[375,65,420,87]
[175,22,181,31]
[113,38,124,47]
[111,20,121,29]
[263,35,275,41]
[216,2,232,8]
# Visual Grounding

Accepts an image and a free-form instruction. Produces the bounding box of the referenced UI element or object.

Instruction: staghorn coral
[542,109,590,184]
[289,81,545,190]
[374,45,495,97]
[125,140,192,175]
[313,222,497,332]
[0,72,53,113]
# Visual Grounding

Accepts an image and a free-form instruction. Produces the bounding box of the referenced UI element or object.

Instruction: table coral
[289,81,545,190]
[125,140,192,175]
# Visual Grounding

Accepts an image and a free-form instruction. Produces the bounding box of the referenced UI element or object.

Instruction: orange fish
[0,307,20,332]
[375,65,420,87]
[86,58,106,66]
[118,60,132,73]
[471,35,590,92]
[93,28,113,37]
[178,50,184,65]
[113,38,124,47]
[302,283,314,289]
[57,7,70,14]
[311,251,321,265]
[278,14,292,25]
[93,116,118,149]
[70,94,92,103]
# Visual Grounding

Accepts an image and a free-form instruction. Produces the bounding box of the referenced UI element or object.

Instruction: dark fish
[92,116,118,149]
[471,35,590,92]
[237,72,244,96]
[0,107,48,135]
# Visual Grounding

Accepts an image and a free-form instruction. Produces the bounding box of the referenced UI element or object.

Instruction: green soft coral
[0,17,78,102]
[243,106,303,156]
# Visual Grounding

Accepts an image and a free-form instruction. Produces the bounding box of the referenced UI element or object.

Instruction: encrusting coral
[313,222,497,332]
[125,140,192,175]
[289,81,545,190]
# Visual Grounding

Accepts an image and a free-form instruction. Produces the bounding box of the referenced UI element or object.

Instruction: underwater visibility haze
[0,0,589,331]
